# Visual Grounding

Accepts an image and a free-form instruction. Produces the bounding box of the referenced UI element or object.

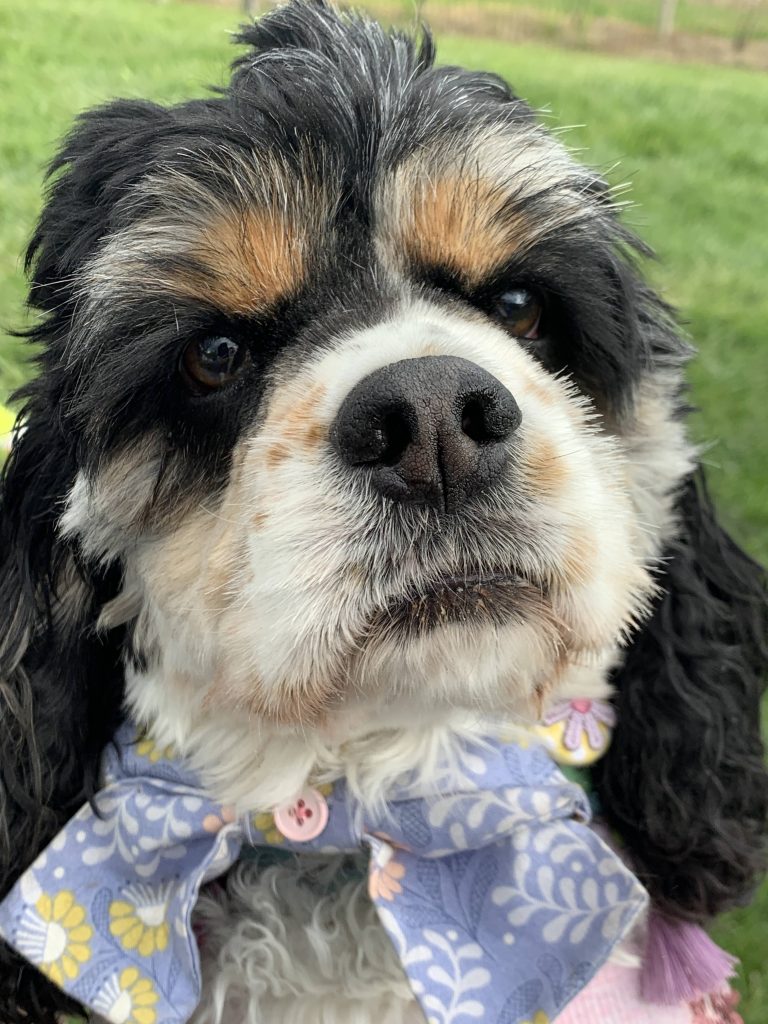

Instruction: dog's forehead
[83,116,592,324]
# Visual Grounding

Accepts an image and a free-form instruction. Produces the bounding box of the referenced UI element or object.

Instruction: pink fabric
[555,962,693,1024]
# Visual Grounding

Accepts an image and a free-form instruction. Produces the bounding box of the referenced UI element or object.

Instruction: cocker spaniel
[0,2,765,1022]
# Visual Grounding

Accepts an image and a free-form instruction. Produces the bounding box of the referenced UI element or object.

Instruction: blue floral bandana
[0,724,647,1024]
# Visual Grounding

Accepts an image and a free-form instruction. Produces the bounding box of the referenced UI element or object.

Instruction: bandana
[0,723,647,1024]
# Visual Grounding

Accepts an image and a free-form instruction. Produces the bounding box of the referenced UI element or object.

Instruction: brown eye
[494,287,542,339]
[181,336,249,393]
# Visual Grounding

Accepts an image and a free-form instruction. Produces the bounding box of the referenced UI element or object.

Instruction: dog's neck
[125,655,614,815]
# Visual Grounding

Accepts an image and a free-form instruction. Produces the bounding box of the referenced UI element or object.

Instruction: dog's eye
[494,287,542,339]
[181,336,250,393]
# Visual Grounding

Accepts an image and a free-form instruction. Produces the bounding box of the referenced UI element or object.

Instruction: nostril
[460,396,493,444]
[461,388,521,445]
[379,409,413,466]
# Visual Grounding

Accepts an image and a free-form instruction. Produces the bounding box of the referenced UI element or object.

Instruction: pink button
[272,787,329,842]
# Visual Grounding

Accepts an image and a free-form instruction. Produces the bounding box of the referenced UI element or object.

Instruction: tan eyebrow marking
[397,175,529,286]
[377,126,595,289]
[160,206,306,315]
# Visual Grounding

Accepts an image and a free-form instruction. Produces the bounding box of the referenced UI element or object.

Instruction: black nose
[331,356,521,512]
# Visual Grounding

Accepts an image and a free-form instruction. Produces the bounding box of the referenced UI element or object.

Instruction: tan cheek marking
[265,443,291,469]
[204,527,247,614]
[264,383,329,467]
[561,531,599,586]
[524,437,570,494]
[397,176,532,286]
[251,510,269,530]
[521,376,556,409]
[280,383,329,450]
[167,207,305,315]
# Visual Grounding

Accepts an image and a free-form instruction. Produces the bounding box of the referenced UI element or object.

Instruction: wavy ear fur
[594,469,768,921]
[0,99,169,1022]
[0,406,126,1020]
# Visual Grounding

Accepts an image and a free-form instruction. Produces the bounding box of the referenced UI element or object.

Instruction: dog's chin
[344,604,566,720]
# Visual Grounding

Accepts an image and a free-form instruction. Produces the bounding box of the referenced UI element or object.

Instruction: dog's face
[51,4,696,752]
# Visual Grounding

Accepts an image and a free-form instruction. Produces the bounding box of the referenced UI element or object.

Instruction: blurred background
[0,0,766,1018]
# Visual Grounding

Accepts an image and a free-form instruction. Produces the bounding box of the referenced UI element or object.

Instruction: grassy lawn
[1,0,766,1017]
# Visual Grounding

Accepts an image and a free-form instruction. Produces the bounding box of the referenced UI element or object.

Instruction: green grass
[0,0,766,1018]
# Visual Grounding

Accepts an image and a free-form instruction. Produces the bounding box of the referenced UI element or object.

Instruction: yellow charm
[0,403,15,454]
[534,698,615,767]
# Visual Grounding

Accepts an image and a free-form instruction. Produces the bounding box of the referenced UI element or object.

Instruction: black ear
[0,403,125,1020]
[0,99,169,1021]
[25,98,173,325]
[594,469,768,921]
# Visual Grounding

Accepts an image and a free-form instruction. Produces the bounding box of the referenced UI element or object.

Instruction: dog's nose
[331,356,521,512]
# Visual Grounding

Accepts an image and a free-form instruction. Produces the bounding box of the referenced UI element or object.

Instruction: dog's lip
[375,570,539,632]
[423,571,527,592]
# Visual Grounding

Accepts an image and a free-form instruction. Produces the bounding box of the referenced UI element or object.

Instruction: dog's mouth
[373,571,547,634]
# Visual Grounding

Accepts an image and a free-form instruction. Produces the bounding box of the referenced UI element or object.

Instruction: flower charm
[0,403,15,455]
[109,884,170,957]
[536,698,616,766]
[16,891,92,986]
[368,844,406,902]
[93,966,159,1024]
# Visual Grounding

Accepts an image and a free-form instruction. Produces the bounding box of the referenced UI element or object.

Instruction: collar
[0,712,645,1024]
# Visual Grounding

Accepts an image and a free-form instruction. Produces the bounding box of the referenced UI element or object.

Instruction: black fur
[0,405,125,1019]
[595,471,768,920]
[1,1,765,1017]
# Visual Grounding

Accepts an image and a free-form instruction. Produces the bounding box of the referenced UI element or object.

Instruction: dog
[0,1,765,1021]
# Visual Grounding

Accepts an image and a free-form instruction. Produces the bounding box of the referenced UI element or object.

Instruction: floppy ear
[0,98,169,1021]
[0,403,126,1020]
[594,469,768,921]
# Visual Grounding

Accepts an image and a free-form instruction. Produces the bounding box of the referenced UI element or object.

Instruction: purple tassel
[640,908,738,1005]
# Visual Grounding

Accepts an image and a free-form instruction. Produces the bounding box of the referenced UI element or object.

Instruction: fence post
[658,0,678,36]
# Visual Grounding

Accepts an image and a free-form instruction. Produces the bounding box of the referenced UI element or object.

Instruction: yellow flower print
[135,735,175,764]
[368,846,406,902]
[252,810,286,845]
[93,966,159,1024]
[17,890,93,986]
[522,1013,549,1024]
[109,883,170,957]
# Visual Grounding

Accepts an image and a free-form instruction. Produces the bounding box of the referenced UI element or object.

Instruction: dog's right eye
[181,336,250,394]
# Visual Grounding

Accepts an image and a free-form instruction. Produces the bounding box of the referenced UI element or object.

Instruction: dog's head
[0,0,765,979]
[19,2,670,735]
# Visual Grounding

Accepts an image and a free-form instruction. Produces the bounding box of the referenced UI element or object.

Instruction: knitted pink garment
[554,962,744,1024]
